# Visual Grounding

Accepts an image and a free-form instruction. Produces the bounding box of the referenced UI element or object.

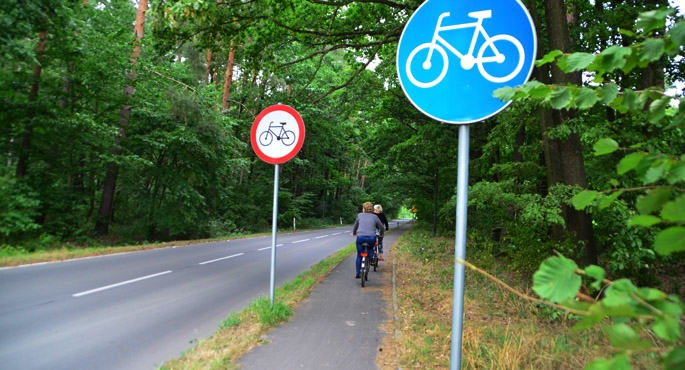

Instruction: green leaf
[536,50,563,67]
[586,354,631,370]
[584,265,606,290]
[571,313,605,332]
[593,138,619,156]
[493,86,517,101]
[559,52,596,72]
[666,162,685,184]
[635,153,660,177]
[572,190,598,210]
[663,347,685,370]
[599,83,619,105]
[591,300,639,318]
[584,265,605,282]
[654,226,685,255]
[635,9,671,33]
[549,87,573,109]
[622,49,640,73]
[635,287,666,302]
[597,46,632,73]
[627,214,662,227]
[653,299,684,317]
[669,21,685,48]
[649,96,672,123]
[644,159,667,184]
[617,152,647,175]
[524,81,552,99]
[575,87,599,109]
[653,316,680,343]
[636,188,672,214]
[604,323,653,350]
[622,89,644,111]
[599,190,623,210]
[662,195,685,223]
[533,255,581,303]
[604,279,637,308]
[640,38,665,63]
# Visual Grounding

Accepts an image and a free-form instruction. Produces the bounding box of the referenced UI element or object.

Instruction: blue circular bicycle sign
[397,0,536,124]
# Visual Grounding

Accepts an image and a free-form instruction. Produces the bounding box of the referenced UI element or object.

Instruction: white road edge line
[73,270,173,298]
[292,239,310,243]
[199,253,244,265]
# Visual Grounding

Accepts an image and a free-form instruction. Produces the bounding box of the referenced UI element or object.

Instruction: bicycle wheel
[259,130,274,146]
[281,130,296,146]
[405,43,449,89]
[361,256,366,287]
[476,34,524,84]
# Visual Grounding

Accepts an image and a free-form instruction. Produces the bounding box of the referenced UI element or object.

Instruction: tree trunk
[95,0,148,236]
[542,0,597,265]
[15,31,47,178]
[222,41,235,110]
[432,169,438,236]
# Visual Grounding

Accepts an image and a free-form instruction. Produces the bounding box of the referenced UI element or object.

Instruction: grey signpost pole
[395,2,536,368]
[269,164,280,305]
[250,104,304,307]
[450,124,470,369]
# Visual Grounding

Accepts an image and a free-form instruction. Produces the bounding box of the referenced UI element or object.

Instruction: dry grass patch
[378,228,618,370]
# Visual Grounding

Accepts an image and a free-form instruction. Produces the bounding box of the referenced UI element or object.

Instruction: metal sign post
[451,124,469,367]
[251,104,305,306]
[396,0,536,367]
[269,164,279,304]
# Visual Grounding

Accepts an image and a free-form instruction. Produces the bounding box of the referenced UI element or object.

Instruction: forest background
[2,0,685,306]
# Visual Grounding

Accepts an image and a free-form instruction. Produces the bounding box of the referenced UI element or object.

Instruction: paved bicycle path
[237,220,410,370]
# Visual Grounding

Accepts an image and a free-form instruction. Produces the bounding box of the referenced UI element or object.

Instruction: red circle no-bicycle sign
[251,104,305,165]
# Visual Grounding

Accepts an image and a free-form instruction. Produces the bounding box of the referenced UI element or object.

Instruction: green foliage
[248,296,293,327]
[509,7,685,370]
[0,175,41,241]
[219,312,242,329]
[572,141,685,258]
[533,255,684,369]
[442,181,576,275]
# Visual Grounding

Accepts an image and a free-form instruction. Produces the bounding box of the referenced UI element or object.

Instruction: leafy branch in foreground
[460,256,685,369]
[495,9,685,125]
[572,138,685,256]
[492,7,685,370]
[533,254,684,370]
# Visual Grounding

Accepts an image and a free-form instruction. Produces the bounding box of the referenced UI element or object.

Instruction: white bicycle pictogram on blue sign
[406,10,525,88]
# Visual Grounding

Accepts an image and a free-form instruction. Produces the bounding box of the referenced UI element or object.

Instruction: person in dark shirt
[352,202,384,278]
[373,204,389,260]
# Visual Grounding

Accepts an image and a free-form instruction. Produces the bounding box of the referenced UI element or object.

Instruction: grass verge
[377,228,665,370]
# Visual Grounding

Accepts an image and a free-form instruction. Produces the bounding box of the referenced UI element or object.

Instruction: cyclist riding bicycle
[352,202,384,279]
[373,204,389,261]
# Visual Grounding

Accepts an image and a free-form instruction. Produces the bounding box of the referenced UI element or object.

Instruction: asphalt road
[0,221,408,370]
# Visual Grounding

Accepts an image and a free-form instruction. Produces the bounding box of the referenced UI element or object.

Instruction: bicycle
[360,241,372,287]
[405,10,525,88]
[371,234,380,272]
[258,121,296,147]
